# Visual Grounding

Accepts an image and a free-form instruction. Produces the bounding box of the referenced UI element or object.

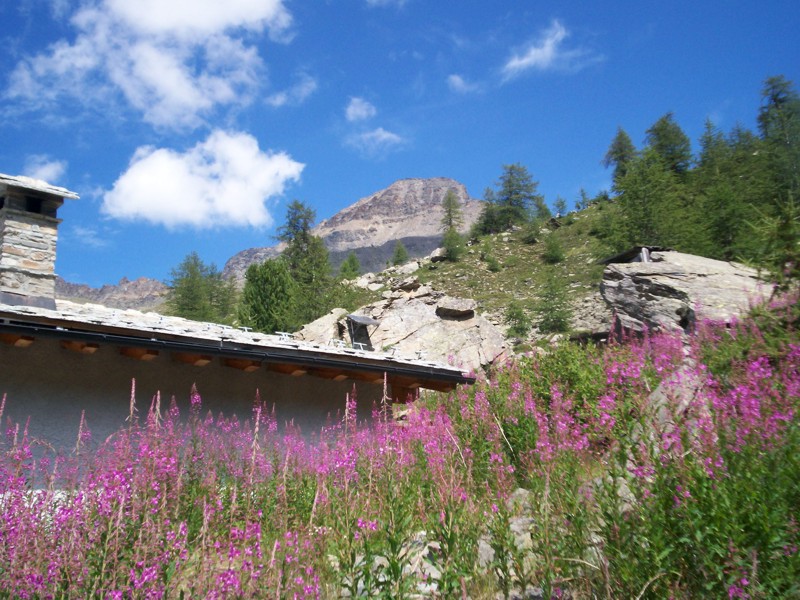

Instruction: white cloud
[447,74,479,94]
[104,0,291,40]
[6,0,292,129]
[365,0,407,7]
[70,225,110,249]
[267,73,318,107]
[22,155,67,183]
[102,130,304,229]
[345,127,406,158]
[345,97,377,122]
[501,20,602,81]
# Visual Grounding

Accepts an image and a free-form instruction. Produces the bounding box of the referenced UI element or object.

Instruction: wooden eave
[0,313,474,393]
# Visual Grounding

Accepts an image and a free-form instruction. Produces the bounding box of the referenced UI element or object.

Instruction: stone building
[0,173,473,449]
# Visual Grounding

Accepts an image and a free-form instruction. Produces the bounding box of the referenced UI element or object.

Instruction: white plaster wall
[0,337,383,451]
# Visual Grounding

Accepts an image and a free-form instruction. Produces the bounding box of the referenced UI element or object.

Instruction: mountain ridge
[223,176,483,280]
[57,177,483,308]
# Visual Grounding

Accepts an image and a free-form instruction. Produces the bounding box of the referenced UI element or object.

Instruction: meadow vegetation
[1,296,797,598]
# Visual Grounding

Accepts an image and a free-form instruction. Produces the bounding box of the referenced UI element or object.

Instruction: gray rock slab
[601,250,770,333]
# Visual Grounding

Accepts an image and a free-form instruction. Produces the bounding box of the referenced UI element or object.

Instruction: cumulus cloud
[22,155,67,183]
[447,74,479,94]
[501,20,602,81]
[266,72,318,107]
[345,127,406,158]
[104,0,291,40]
[102,130,303,229]
[6,0,292,129]
[345,97,377,122]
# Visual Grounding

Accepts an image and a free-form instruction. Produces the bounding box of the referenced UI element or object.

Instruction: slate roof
[0,173,80,200]
[0,299,474,391]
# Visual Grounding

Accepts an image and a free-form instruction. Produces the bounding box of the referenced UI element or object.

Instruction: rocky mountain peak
[223,177,484,281]
[313,177,481,253]
[55,276,168,311]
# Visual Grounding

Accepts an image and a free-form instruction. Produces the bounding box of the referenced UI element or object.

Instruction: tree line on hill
[166,186,469,333]
[166,75,798,335]
[165,200,372,333]
[600,75,798,288]
[471,74,798,286]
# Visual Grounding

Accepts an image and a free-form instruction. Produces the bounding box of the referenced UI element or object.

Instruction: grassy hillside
[414,203,613,324]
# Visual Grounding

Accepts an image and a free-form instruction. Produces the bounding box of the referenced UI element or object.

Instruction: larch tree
[441,189,465,261]
[338,252,361,280]
[274,200,334,327]
[166,252,236,324]
[440,189,464,231]
[392,240,409,265]
[645,112,693,175]
[603,127,638,187]
[237,258,299,333]
[758,75,800,196]
[496,163,548,225]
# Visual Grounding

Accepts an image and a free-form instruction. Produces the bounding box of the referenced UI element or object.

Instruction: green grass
[416,204,612,318]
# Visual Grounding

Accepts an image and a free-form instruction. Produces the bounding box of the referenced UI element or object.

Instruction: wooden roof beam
[222,357,261,372]
[61,340,99,354]
[0,333,34,347]
[172,352,213,367]
[119,347,159,361]
[268,363,309,377]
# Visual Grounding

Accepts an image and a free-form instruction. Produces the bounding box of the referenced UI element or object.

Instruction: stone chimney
[0,174,79,309]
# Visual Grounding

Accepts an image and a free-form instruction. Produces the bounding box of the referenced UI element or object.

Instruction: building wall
[0,336,384,451]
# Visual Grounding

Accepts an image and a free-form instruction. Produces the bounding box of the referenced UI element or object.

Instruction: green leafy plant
[505,300,531,339]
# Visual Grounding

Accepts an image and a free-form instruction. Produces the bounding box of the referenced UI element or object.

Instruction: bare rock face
[55,276,168,311]
[296,308,349,344]
[296,283,508,373]
[223,177,483,282]
[600,250,770,333]
[570,290,613,334]
[314,177,482,252]
[220,245,283,286]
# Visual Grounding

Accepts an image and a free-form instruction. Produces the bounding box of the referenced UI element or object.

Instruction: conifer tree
[472,187,503,236]
[338,252,361,280]
[440,189,464,231]
[496,163,548,224]
[474,164,547,234]
[603,127,637,187]
[758,75,800,196]
[392,240,409,265]
[614,148,684,248]
[645,112,693,174]
[238,258,299,333]
[166,252,236,324]
[273,200,334,326]
[535,267,571,334]
[442,227,465,262]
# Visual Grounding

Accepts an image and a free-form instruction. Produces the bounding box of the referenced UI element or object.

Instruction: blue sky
[1,0,798,287]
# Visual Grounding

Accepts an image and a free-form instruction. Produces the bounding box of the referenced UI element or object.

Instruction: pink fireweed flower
[597,392,617,431]
[673,484,692,508]
[728,577,750,598]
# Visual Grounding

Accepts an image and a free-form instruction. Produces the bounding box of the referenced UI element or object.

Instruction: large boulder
[600,250,770,333]
[435,297,477,319]
[296,308,349,342]
[296,285,508,373]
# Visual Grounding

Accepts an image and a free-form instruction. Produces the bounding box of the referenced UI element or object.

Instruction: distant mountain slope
[55,276,168,311]
[223,177,483,280]
[314,177,482,252]
[60,177,483,304]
